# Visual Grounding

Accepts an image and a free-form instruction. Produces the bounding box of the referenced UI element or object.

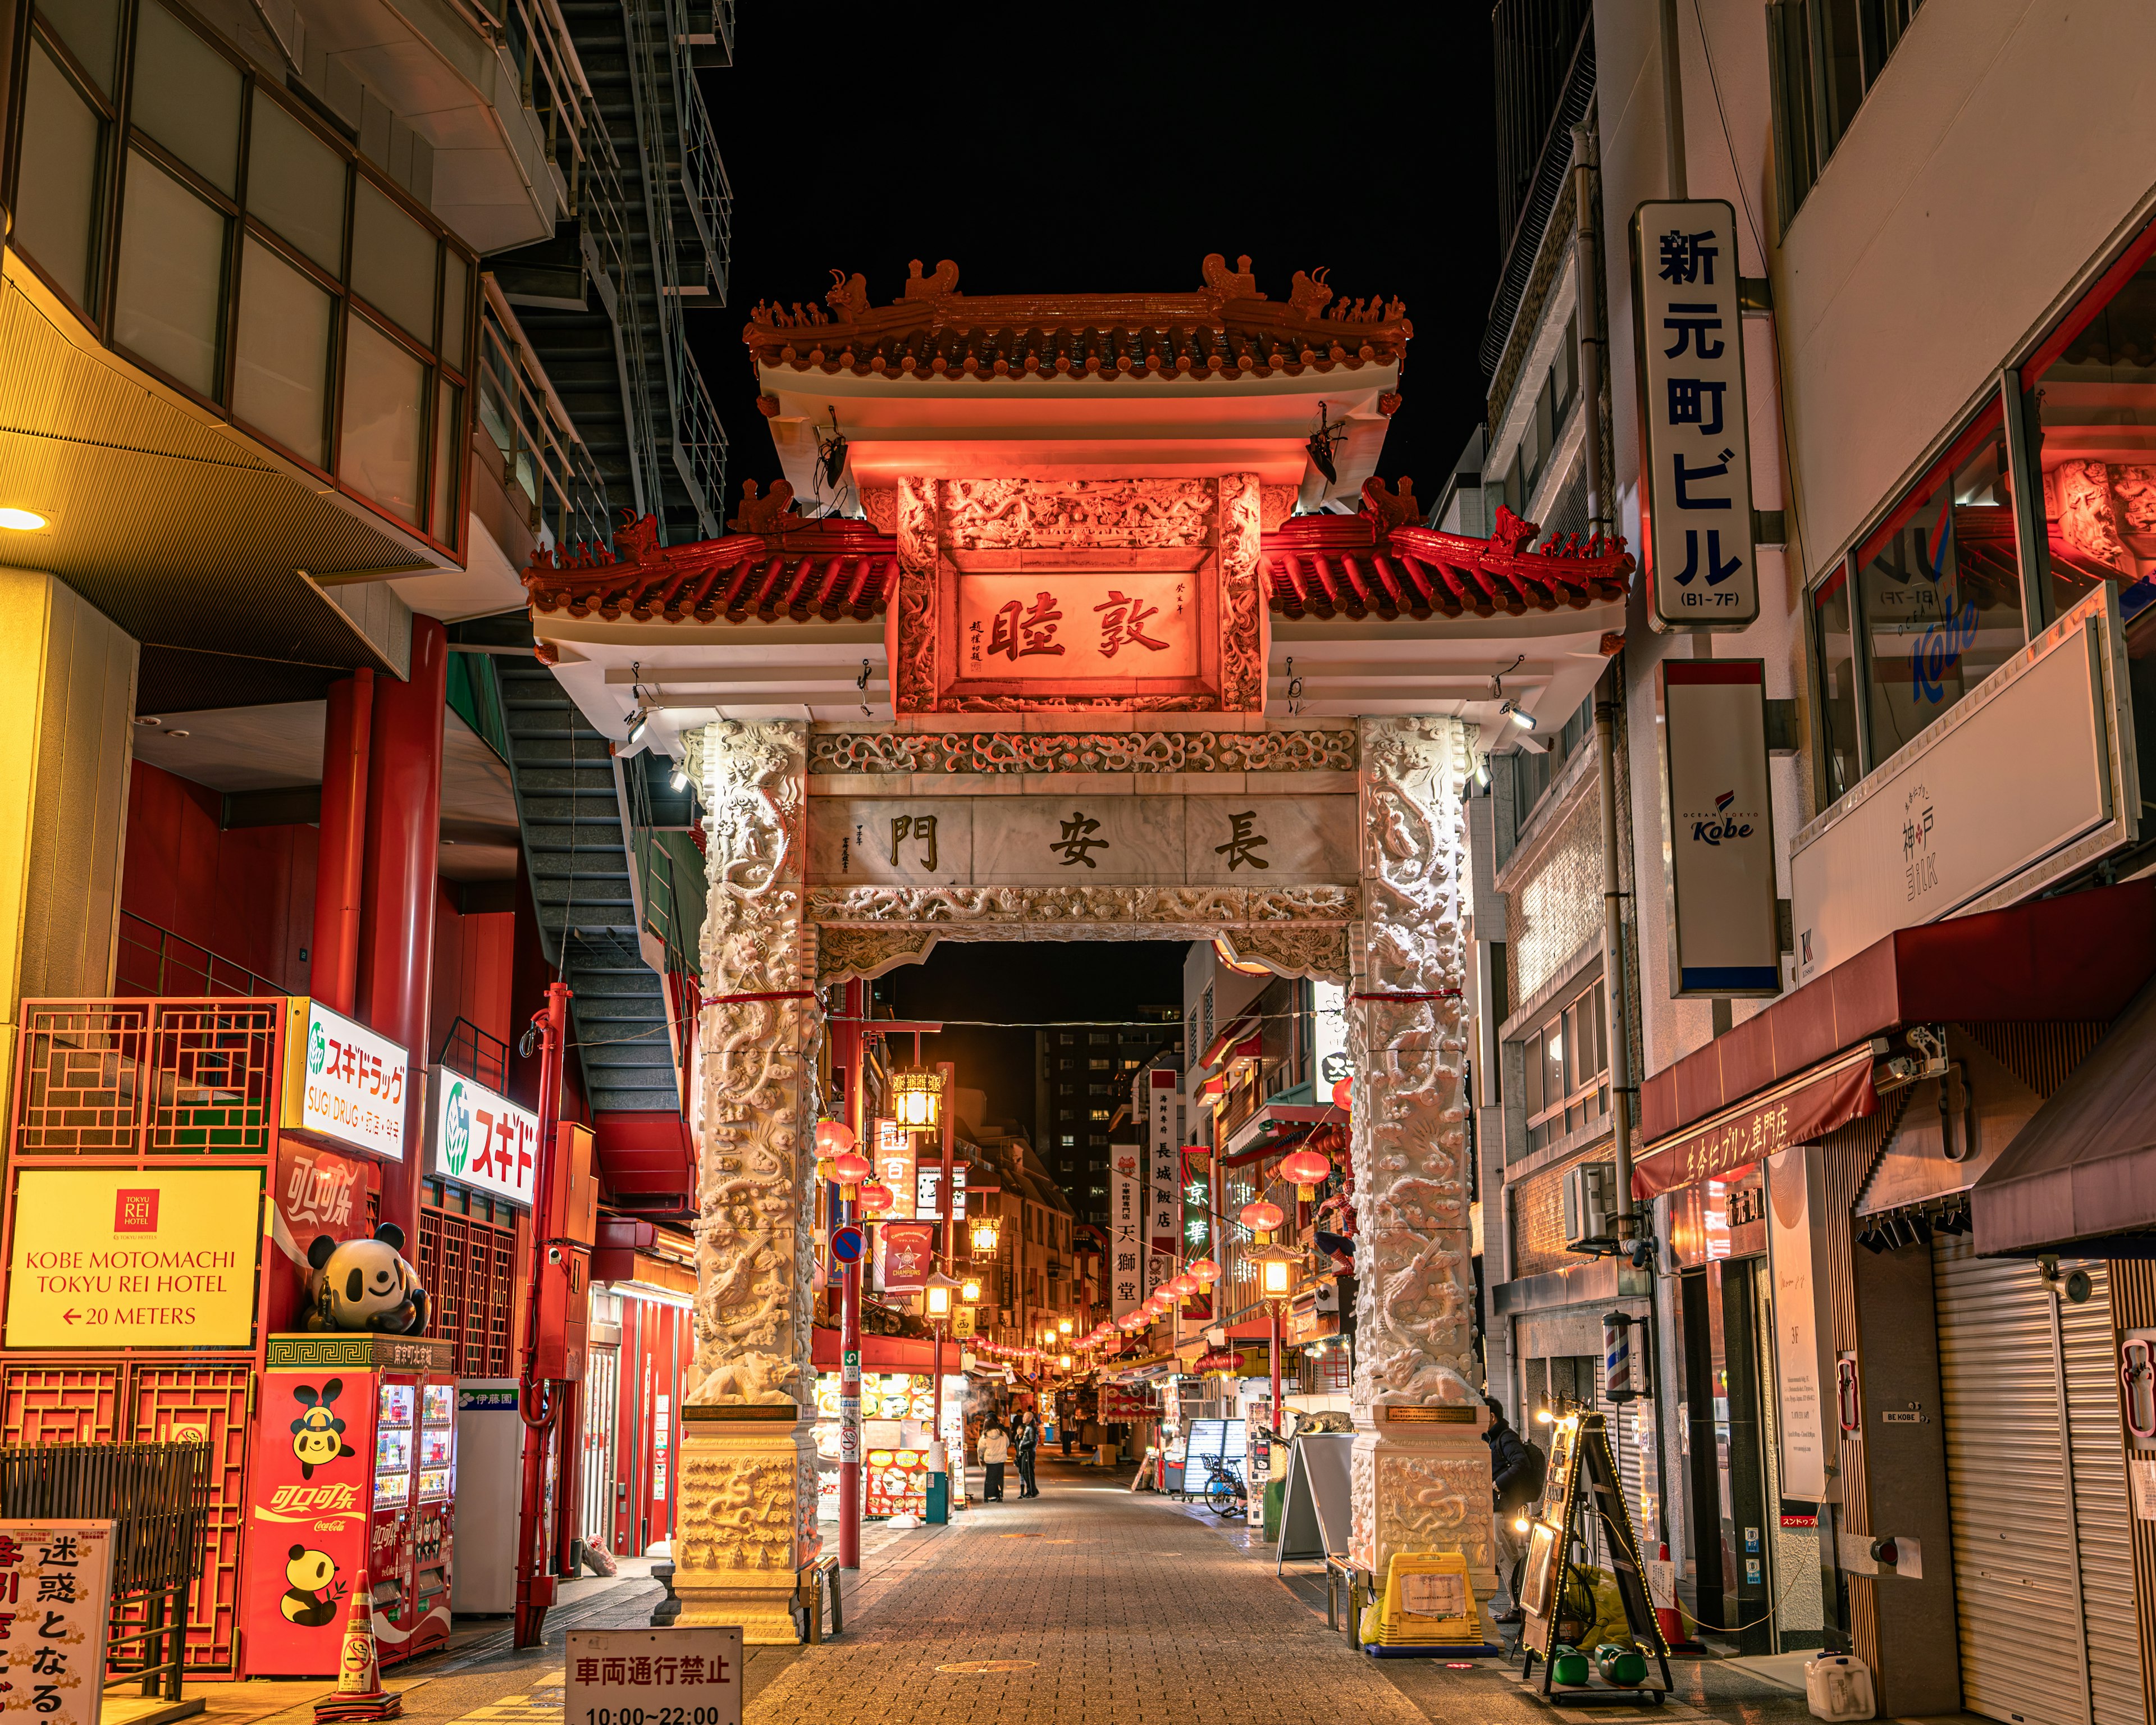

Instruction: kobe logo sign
[1692,790,1755,845]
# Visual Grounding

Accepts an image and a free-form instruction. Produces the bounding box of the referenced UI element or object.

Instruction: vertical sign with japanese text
[1632,199,1758,632]
[1144,1071,1181,1299]
[1181,1149,1214,1322]
[0,1522,112,1725]
[1656,658,1780,996]
[874,1118,916,1220]
[1109,1146,1141,1321]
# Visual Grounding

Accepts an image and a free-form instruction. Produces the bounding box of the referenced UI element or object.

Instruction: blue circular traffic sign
[830,1224,866,1264]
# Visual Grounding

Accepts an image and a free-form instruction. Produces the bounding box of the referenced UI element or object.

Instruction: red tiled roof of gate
[523,492,1633,627]
[743,254,1412,385]
[1263,505,1633,620]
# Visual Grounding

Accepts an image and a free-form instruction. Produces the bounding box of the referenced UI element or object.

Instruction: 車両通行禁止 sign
[566,1628,742,1725]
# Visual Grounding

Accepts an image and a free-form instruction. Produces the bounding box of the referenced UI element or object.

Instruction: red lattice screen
[418,1204,519,1376]
[131,1363,252,1673]
[14,1005,150,1154]
[2,1365,121,1443]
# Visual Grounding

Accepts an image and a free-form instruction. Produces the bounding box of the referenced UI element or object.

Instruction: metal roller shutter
[2062,1267,2141,1725]
[1934,1240,2141,1725]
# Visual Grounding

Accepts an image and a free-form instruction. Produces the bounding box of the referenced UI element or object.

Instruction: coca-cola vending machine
[241,1334,458,1675]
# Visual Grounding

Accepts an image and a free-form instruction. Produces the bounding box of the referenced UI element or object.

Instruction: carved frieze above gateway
[806,727,1355,776]
[808,882,1356,982]
[940,478,1216,549]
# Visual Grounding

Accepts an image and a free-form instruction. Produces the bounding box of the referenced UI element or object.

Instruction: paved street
[188,1454,1977,1725]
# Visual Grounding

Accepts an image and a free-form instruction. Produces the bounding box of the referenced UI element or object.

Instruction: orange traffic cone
[315,1573,402,1723]
[1654,1543,1704,1654]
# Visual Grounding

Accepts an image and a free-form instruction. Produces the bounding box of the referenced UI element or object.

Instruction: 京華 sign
[426,1067,540,1208]
[281,998,408,1161]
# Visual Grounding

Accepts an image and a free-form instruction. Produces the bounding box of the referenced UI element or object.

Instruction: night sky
[875,942,1187,1148]
[700,9,1501,1154]
[694,5,1501,510]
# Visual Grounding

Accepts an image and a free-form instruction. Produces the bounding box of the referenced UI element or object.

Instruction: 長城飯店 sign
[1630,198,1758,632]
[1656,658,1780,997]
[4,1167,264,1347]
[281,997,409,1161]
[426,1066,540,1207]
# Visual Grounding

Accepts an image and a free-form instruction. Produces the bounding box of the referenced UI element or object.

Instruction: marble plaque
[807,796,1358,887]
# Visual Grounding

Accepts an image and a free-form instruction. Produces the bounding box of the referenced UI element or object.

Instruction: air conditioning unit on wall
[1563,1162,1618,1253]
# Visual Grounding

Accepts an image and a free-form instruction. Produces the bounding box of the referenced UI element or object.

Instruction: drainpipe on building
[1572,119,1637,1236]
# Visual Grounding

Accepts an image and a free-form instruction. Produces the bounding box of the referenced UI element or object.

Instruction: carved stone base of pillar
[670,1416,820,1645]
[1351,1406,1500,1642]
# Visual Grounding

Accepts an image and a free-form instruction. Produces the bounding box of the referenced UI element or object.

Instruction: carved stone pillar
[1348,715,1493,1623]
[673,718,820,1642]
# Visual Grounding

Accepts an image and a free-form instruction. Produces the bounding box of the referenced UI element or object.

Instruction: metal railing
[670,24,733,299]
[623,0,724,536]
[578,119,672,531]
[115,913,281,1001]
[0,1440,210,1701]
[625,759,701,1111]
[479,280,615,554]
[438,1014,511,1092]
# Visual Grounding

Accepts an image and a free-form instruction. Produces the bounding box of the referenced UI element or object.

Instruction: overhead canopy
[1638,880,2156,1149]
[1974,976,2156,1257]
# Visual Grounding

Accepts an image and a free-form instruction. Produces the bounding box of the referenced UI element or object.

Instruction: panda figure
[280,1545,345,1627]
[305,1224,429,1334]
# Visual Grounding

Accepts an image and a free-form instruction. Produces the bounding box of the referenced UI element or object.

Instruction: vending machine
[241,1334,459,1676]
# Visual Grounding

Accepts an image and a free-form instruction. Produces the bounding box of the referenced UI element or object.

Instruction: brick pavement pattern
[744,1472,1428,1725]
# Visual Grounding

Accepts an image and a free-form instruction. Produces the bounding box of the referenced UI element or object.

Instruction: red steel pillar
[933,1060,955,1439]
[837,981,865,1569]
[310,669,373,1014]
[356,617,447,1241]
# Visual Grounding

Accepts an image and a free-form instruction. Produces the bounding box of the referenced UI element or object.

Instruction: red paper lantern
[832,1151,873,1188]
[1240,1199,1285,1238]
[815,1119,857,1158]
[1281,1147,1333,1198]
[858,1181,896,1213]
[1167,1273,1199,1299]
[1331,1076,1353,1112]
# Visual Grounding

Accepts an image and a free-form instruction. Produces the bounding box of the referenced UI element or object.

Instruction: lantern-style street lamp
[961,1277,981,1303]
[970,1212,1000,1253]
[891,1069,944,1130]
[1058,1317,1073,1335]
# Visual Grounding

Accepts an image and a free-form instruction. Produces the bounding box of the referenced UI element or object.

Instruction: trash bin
[1095,1442,1119,1467]
[926,1441,949,1524]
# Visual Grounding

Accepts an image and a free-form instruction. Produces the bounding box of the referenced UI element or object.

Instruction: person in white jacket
[979,1420,1011,1502]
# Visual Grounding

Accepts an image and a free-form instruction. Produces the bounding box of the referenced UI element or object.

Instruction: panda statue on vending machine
[304,1223,430,1334]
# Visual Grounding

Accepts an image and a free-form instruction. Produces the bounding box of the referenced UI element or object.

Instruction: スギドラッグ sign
[425,1066,539,1207]
[4,1167,263,1347]
[281,997,409,1160]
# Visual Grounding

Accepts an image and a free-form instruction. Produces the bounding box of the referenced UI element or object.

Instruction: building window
[1520,978,1609,1155]
[1768,0,1925,231]
[1088,1108,1109,1122]
[1059,1134,1076,1148]
[2019,225,2156,627]
[2,1,473,551]
[1810,398,2028,797]
[1088,1058,1110,1069]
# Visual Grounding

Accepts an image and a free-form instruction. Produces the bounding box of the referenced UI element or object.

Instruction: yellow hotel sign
[5,1167,264,1347]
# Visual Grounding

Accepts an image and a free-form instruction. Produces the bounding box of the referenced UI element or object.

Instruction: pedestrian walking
[980,1418,1010,1502]
[1013,1408,1040,1498]
[1483,1397,1547,1623]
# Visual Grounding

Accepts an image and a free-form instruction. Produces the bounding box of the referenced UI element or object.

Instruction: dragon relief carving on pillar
[1351,715,1477,1410]
[1219,472,1266,712]
[675,1453,800,1573]
[893,477,938,714]
[688,719,816,1410]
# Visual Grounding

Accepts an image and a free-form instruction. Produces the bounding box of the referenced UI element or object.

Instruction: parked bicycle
[1200,1455,1246,1517]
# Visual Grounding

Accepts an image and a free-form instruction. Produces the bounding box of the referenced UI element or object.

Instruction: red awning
[810,1327,943,1373]
[1200,1012,1262,1070]
[1632,1047,1877,1201]
[1638,880,2156,1149]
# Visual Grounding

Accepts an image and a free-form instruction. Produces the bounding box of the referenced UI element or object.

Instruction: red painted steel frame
[310,669,373,1015]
